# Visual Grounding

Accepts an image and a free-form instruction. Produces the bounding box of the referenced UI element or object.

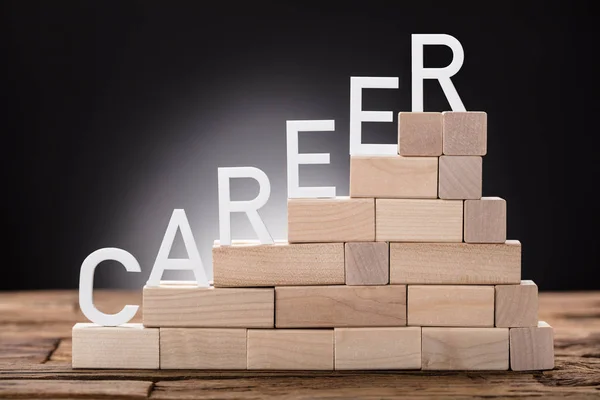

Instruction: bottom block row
[72,322,554,371]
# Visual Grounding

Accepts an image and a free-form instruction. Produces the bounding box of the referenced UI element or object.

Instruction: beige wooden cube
[335,327,421,370]
[350,156,438,198]
[398,112,442,156]
[288,197,374,242]
[160,328,246,369]
[442,111,487,155]
[213,241,344,287]
[510,321,555,371]
[439,156,482,200]
[72,323,159,369]
[422,327,509,370]
[495,281,538,327]
[345,242,389,285]
[464,197,507,243]
[247,329,334,370]
[376,199,463,242]
[408,285,494,327]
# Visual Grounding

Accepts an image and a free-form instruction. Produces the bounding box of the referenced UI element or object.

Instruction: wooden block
[442,111,487,155]
[213,241,344,287]
[349,156,438,198]
[288,197,374,242]
[72,323,159,369]
[408,285,494,327]
[247,329,333,370]
[398,112,442,156]
[376,199,463,242]
[345,242,389,285]
[464,197,507,243]
[390,241,521,285]
[438,156,482,199]
[160,328,246,369]
[143,282,274,327]
[510,321,554,371]
[276,285,406,328]
[496,281,538,327]
[334,327,421,370]
[422,327,509,370]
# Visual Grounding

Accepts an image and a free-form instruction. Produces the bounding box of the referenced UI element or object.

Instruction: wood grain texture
[496,280,539,327]
[72,323,159,369]
[464,197,507,243]
[143,283,274,327]
[398,112,443,156]
[335,327,421,370]
[349,156,438,198]
[408,286,495,327]
[276,285,407,328]
[0,379,152,399]
[288,197,374,242]
[345,242,389,285]
[438,156,482,200]
[0,338,58,366]
[2,289,597,398]
[422,327,509,370]
[510,321,555,371]
[442,111,487,155]
[376,199,463,242]
[160,328,246,370]
[390,241,522,285]
[247,329,333,370]
[212,241,344,287]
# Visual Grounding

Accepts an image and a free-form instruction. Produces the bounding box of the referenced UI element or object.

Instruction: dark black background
[3,2,599,291]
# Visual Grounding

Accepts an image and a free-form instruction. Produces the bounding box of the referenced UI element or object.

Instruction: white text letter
[79,247,140,326]
[350,76,399,155]
[412,34,465,112]
[287,119,336,198]
[218,167,273,246]
[146,209,209,287]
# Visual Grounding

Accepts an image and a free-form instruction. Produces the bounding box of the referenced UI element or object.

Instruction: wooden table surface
[0,290,598,399]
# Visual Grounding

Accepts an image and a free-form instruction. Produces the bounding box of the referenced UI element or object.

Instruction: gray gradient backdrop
[5,4,598,291]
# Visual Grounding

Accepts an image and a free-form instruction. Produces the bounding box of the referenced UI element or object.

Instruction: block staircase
[72,111,554,372]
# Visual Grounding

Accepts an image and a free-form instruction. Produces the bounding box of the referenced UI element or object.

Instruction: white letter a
[146,209,209,287]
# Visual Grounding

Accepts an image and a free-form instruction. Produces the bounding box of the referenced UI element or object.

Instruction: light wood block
[438,156,482,199]
[422,327,509,370]
[398,112,442,156]
[349,156,437,198]
[276,285,406,328]
[510,321,554,371]
[160,328,246,369]
[408,285,494,327]
[390,241,521,285]
[72,323,159,369]
[247,329,334,370]
[496,281,538,327]
[345,242,389,286]
[335,327,421,370]
[288,197,374,242]
[376,199,463,242]
[213,241,344,287]
[464,197,507,243]
[442,111,487,155]
[143,282,274,327]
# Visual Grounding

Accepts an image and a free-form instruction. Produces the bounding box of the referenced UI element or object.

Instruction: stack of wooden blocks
[73,111,554,372]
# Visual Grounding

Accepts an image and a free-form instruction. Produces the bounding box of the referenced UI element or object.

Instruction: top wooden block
[443,112,487,155]
[349,156,438,198]
[398,112,442,156]
[288,197,374,242]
